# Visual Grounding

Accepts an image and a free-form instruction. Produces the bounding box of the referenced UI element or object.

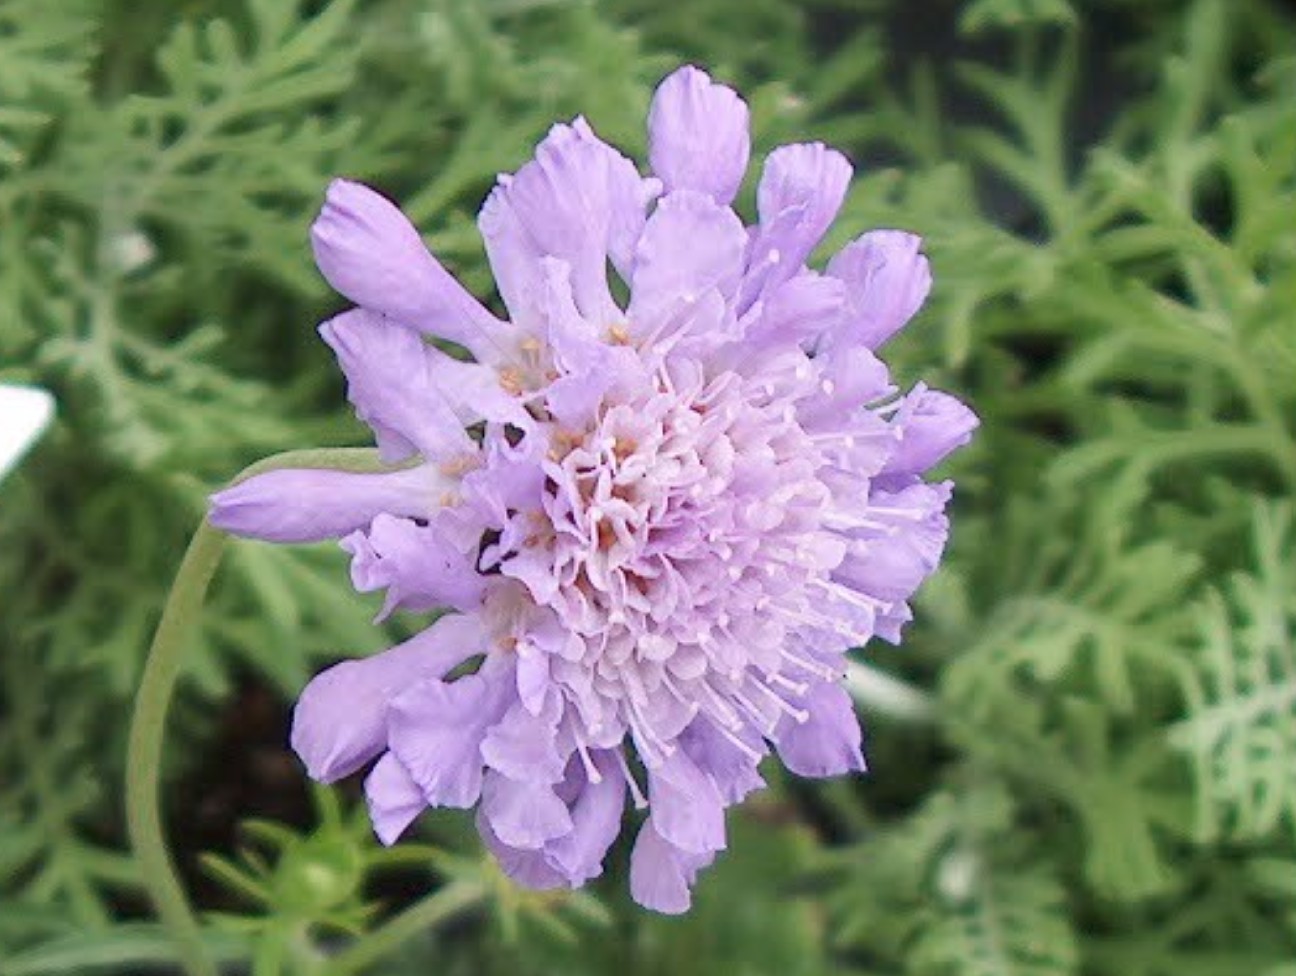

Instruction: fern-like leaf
[1172,501,1296,842]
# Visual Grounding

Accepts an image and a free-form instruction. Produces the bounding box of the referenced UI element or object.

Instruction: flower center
[498,366,843,759]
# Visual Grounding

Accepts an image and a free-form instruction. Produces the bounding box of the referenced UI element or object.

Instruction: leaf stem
[320,881,486,976]
[126,448,386,976]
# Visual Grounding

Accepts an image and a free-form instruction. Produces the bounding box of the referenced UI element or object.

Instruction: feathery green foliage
[1,0,1293,973]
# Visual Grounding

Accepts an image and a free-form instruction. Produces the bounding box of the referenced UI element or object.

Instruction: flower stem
[320,881,486,976]
[844,660,935,723]
[126,448,386,976]
[126,520,226,976]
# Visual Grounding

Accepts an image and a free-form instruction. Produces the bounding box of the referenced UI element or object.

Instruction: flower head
[210,65,977,913]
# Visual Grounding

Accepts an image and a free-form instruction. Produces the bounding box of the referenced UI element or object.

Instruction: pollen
[439,454,480,477]
[499,367,525,396]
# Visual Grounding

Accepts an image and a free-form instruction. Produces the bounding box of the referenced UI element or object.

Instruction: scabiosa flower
[210,65,977,913]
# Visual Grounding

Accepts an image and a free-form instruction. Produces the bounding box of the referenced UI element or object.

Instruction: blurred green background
[1,0,1294,973]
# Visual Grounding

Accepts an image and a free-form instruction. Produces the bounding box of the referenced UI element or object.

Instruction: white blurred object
[109,229,157,273]
[0,385,55,482]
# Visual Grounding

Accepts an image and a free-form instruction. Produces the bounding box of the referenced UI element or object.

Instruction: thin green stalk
[126,448,386,976]
[320,881,486,976]
[126,518,226,976]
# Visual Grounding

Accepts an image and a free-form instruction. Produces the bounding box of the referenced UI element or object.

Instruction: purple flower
[209,65,976,914]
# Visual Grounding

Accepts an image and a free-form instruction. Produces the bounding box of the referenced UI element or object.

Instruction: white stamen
[864,503,928,521]
[774,602,874,646]
[573,731,603,784]
[822,510,895,533]
[749,677,810,724]
[627,695,676,763]
[716,723,763,761]
[779,647,842,681]
[768,672,809,696]
[698,680,742,729]
[659,669,688,705]
[729,684,779,735]
[811,578,888,611]
[615,749,649,809]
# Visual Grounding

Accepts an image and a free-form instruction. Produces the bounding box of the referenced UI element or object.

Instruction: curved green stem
[320,881,486,976]
[126,448,386,976]
[126,519,226,976]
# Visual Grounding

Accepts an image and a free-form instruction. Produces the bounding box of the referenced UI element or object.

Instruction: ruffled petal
[679,717,767,805]
[459,431,548,531]
[480,119,650,325]
[340,513,484,619]
[629,191,747,329]
[476,809,568,890]
[629,817,715,914]
[756,143,853,247]
[537,258,643,426]
[874,602,914,644]
[387,657,515,808]
[596,122,662,282]
[425,347,533,429]
[319,309,476,463]
[648,66,750,207]
[738,271,846,352]
[515,645,552,715]
[637,289,736,362]
[209,464,447,543]
[885,386,979,476]
[832,480,952,604]
[646,748,726,855]
[365,753,426,844]
[824,230,931,350]
[794,346,894,432]
[546,750,625,883]
[774,681,865,778]
[290,613,486,782]
[480,702,565,784]
[738,143,853,310]
[481,771,573,850]
[310,180,501,358]
[477,186,542,331]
